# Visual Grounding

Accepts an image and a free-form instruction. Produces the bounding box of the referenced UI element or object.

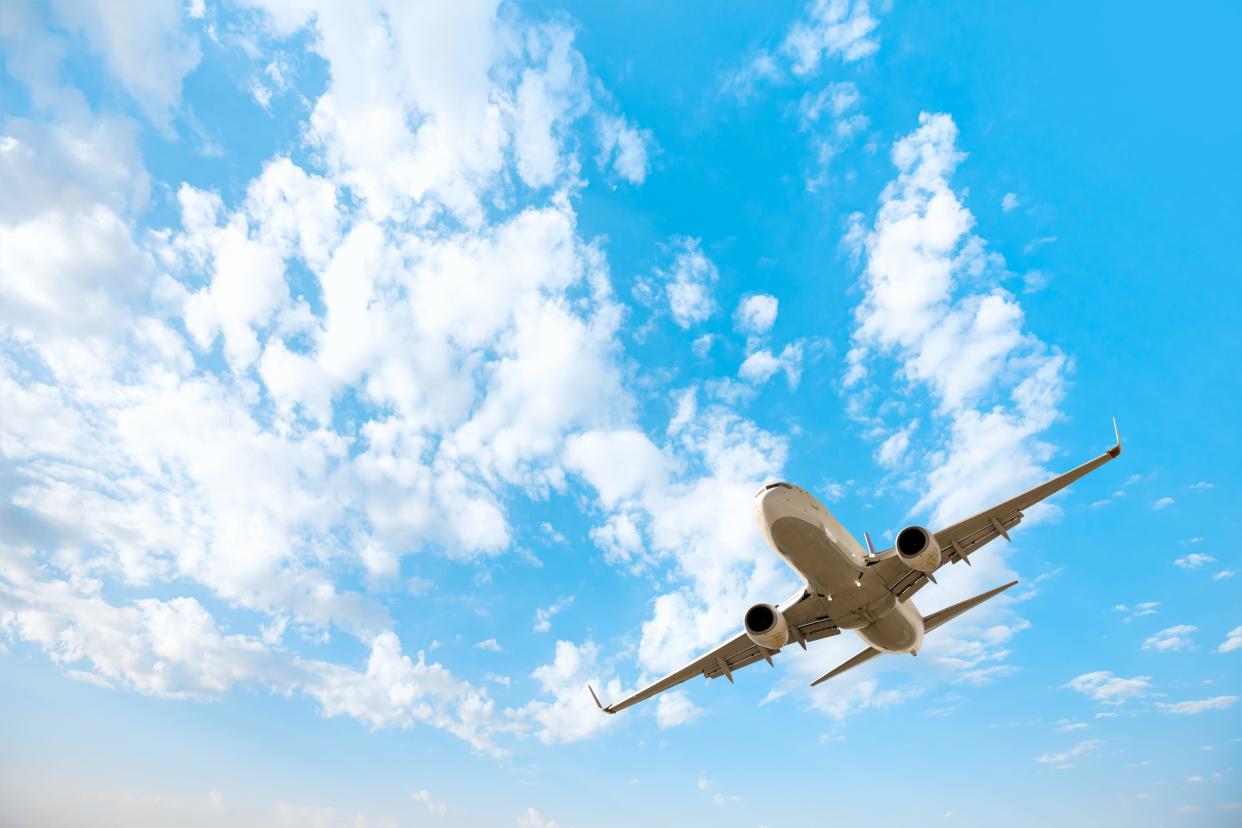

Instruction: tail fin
[922,580,1019,632]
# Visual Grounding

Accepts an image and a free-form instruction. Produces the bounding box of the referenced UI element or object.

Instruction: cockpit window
[764,482,792,490]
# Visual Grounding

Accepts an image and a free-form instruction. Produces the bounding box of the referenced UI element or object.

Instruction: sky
[1,1,1240,826]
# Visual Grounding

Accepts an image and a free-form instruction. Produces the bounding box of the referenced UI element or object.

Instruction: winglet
[863,531,876,556]
[1108,417,1122,458]
[587,684,615,715]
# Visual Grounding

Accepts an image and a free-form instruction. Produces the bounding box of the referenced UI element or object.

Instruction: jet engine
[743,603,789,650]
[896,525,942,573]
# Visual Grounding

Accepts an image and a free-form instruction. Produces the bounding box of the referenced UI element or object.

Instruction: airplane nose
[754,481,794,522]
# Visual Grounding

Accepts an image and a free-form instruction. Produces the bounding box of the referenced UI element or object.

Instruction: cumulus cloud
[1001,192,1019,213]
[1142,625,1197,652]
[734,294,779,336]
[1064,671,1150,704]
[0,0,662,757]
[655,237,719,328]
[1152,496,1174,510]
[655,690,704,729]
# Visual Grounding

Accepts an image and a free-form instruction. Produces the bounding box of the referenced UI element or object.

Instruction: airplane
[588,420,1122,714]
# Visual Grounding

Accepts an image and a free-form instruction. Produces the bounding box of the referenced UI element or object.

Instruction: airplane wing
[869,420,1122,602]
[589,588,840,714]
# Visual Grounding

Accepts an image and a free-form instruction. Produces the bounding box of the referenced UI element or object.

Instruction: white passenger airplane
[589,421,1122,714]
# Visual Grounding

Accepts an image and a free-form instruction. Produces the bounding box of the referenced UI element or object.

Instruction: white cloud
[523,640,620,744]
[1152,496,1175,510]
[1189,481,1214,490]
[46,0,201,133]
[474,638,502,653]
[1175,553,1217,570]
[784,0,880,74]
[1214,570,1236,581]
[533,596,574,634]
[0,0,663,757]
[655,690,704,729]
[411,789,446,817]
[1065,671,1151,704]
[738,342,805,389]
[517,808,560,828]
[1155,696,1238,715]
[1113,601,1159,623]
[1056,720,1088,733]
[1218,626,1241,654]
[846,113,1069,538]
[734,293,779,336]
[1001,192,1019,212]
[596,114,651,184]
[1036,739,1101,767]
[1142,625,1197,652]
[658,237,719,328]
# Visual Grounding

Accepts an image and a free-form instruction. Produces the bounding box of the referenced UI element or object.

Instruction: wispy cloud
[1155,696,1238,715]
[1036,738,1102,767]
[1218,626,1241,654]
[1175,553,1217,570]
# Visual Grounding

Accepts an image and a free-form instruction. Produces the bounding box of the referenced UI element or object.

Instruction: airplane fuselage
[754,482,924,655]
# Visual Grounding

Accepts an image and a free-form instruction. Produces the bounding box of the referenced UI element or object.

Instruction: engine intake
[896,525,942,573]
[744,602,789,650]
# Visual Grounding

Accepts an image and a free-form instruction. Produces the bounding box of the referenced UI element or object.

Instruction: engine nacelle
[744,603,789,650]
[896,525,942,572]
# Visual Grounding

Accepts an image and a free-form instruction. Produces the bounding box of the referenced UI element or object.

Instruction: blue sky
[1,1,1239,825]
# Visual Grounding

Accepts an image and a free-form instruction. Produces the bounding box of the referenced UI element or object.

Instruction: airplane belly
[856,598,924,654]
[768,515,859,594]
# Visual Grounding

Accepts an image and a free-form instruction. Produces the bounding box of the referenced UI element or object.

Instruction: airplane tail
[809,580,1019,687]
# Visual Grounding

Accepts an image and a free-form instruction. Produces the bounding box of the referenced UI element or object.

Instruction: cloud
[533,596,574,634]
[523,640,620,744]
[784,0,880,74]
[1152,496,1174,510]
[411,789,446,817]
[1001,192,1019,212]
[517,808,561,828]
[0,0,662,757]
[655,690,704,729]
[1214,570,1235,581]
[1113,602,1159,623]
[734,294,779,336]
[1142,625,1197,652]
[1175,553,1217,570]
[595,114,651,184]
[1155,696,1238,715]
[1064,671,1151,704]
[474,639,503,652]
[1218,626,1241,654]
[738,343,804,388]
[45,0,201,133]
[656,237,719,328]
[845,112,1069,537]
[1036,739,1101,767]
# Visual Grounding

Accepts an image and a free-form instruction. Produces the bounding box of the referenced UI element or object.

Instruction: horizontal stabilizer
[922,580,1019,633]
[810,646,881,687]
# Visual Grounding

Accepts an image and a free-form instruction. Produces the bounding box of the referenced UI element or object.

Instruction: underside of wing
[869,421,1122,601]
[590,589,841,714]
[809,646,881,686]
